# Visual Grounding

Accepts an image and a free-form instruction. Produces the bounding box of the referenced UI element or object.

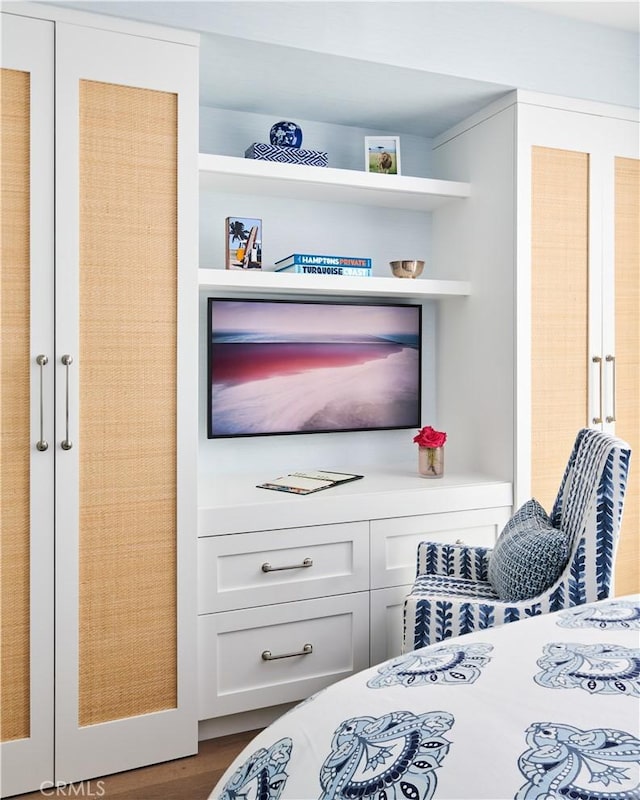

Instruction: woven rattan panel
[78,80,177,725]
[0,68,31,742]
[531,146,589,511]
[614,156,639,594]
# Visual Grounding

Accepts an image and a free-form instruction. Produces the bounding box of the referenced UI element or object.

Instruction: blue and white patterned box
[245,142,328,168]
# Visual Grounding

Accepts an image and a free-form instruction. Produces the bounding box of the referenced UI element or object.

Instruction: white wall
[200,106,435,175]
[103,0,639,109]
[44,2,638,108]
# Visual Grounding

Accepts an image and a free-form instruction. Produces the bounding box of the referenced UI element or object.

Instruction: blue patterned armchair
[403,428,632,652]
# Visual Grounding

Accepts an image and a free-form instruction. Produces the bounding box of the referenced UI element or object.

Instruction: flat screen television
[207,297,422,438]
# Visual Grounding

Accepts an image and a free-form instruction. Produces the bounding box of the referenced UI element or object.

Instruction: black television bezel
[206,296,422,439]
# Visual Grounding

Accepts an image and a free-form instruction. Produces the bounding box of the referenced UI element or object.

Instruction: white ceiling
[517,2,639,33]
[51,1,640,34]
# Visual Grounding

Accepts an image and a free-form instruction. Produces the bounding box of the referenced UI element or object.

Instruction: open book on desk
[257,470,364,495]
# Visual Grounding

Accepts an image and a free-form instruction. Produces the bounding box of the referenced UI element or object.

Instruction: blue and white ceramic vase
[269,120,303,148]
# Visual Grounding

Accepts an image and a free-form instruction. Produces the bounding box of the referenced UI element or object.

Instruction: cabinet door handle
[261,557,313,573]
[605,354,616,423]
[261,643,313,661]
[61,354,73,450]
[35,354,49,451]
[592,355,603,424]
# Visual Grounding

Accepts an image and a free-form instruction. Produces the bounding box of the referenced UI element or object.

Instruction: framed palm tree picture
[225,216,262,269]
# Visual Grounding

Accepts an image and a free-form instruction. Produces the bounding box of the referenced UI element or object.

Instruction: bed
[209,595,640,800]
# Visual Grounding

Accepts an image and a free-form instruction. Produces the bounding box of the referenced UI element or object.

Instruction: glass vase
[418,446,444,478]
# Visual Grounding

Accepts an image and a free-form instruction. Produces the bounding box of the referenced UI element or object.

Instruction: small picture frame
[225,216,262,270]
[365,136,401,175]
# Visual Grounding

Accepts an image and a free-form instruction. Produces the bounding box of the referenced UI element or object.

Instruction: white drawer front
[370,585,411,666]
[370,506,511,589]
[198,522,369,613]
[198,593,370,719]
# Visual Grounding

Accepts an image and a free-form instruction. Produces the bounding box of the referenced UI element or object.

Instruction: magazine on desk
[257,470,364,495]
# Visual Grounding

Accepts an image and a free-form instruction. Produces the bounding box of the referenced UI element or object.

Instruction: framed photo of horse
[365,136,401,175]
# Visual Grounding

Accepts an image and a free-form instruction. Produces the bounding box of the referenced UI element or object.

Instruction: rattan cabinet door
[0,9,198,796]
[52,20,198,785]
[530,142,591,512]
[527,108,639,595]
[2,13,198,793]
[0,13,54,797]
[612,155,639,595]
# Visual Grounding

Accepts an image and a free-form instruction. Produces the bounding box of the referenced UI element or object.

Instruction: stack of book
[274,253,372,277]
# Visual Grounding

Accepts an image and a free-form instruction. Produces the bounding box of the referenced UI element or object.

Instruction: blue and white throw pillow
[488,498,570,602]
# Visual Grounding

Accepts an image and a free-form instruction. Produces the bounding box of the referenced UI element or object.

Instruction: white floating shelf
[198,269,471,299]
[199,153,470,211]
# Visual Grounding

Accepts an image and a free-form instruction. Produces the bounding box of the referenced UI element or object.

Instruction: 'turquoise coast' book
[288,264,372,276]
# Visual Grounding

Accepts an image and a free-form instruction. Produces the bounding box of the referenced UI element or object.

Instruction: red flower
[413,425,447,448]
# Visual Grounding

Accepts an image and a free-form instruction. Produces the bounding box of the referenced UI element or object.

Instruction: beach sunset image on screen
[207,298,422,438]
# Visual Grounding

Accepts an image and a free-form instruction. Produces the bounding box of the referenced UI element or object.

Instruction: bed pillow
[488,498,570,602]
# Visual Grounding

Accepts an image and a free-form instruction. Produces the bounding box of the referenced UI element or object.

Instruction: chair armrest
[416,541,493,581]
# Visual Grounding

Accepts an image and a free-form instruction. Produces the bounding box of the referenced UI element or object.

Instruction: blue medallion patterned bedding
[208,596,640,800]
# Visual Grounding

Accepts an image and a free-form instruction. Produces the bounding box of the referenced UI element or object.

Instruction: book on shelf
[275,253,372,270]
[282,264,372,277]
[257,470,364,495]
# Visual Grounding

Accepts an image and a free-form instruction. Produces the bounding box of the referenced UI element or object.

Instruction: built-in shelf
[198,268,471,298]
[199,153,471,211]
[198,468,513,535]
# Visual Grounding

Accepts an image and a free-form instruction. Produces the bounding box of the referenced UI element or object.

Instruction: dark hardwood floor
[12,730,260,800]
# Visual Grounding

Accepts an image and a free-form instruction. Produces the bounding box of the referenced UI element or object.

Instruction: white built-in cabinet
[432,91,639,594]
[518,102,639,596]
[194,89,637,736]
[1,7,198,795]
[197,472,511,736]
[195,151,514,736]
[3,1,636,781]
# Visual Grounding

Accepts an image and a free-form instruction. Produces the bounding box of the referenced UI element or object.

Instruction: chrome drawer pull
[61,354,73,450]
[35,354,49,451]
[592,355,603,424]
[261,643,313,661]
[605,354,616,423]
[261,557,313,573]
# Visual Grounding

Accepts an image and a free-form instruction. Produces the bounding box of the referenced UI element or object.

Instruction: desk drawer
[198,521,369,613]
[198,593,369,719]
[370,507,511,589]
